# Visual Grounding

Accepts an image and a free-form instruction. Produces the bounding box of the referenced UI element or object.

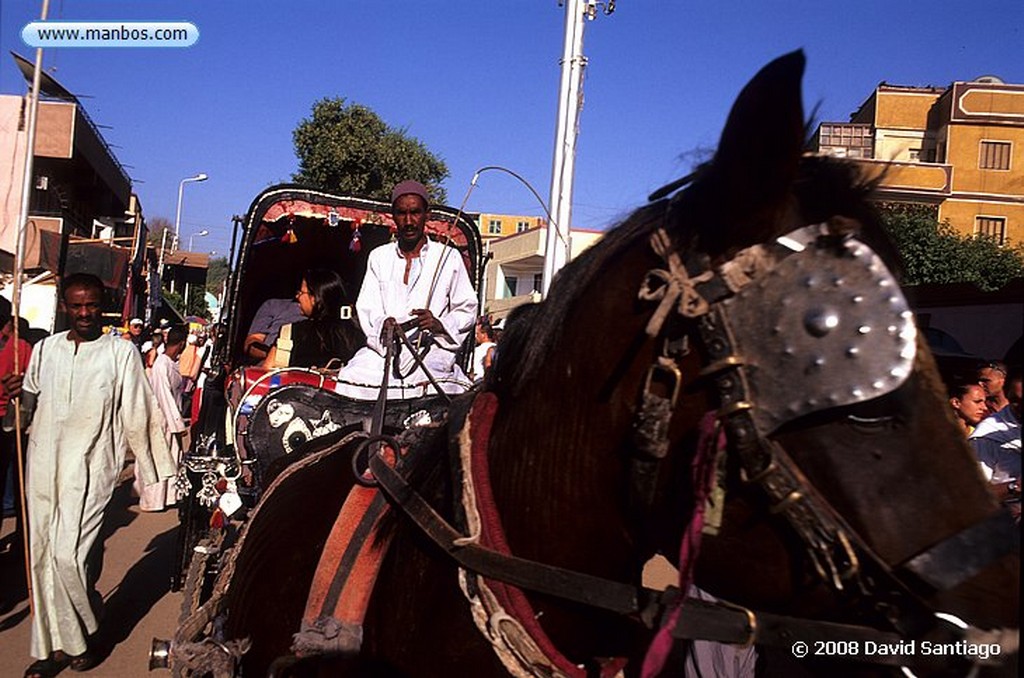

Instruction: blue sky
[1,1,1022,260]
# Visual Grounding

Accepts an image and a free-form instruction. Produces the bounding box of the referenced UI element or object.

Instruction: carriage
[171,185,485,596]
[156,54,1018,678]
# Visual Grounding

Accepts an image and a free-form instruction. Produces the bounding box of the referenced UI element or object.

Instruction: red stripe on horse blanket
[467,392,624,677]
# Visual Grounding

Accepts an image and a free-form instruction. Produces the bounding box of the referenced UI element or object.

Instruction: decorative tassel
[350,225,361,253]
[210,508,226,529]
[282,227,298,244]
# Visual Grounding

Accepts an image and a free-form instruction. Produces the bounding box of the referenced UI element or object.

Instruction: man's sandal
[68,651,99,673]
[23,653,69,678]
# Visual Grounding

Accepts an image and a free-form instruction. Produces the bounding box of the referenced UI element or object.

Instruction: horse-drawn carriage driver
[337,180,478,399]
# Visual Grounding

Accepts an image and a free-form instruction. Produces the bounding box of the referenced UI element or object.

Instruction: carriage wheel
[172,474,214,591]
[173,537,224,678]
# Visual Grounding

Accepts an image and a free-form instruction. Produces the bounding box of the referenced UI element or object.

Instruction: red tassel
[215,478,228,493]
[210,508,226,529]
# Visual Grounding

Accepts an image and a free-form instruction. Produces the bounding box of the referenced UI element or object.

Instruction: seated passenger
[263,269,365,369]
[337,180,477,400]
[244,295,306,363]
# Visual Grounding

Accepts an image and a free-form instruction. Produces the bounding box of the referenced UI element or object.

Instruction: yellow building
[813,78,1024,244]
[476,212,547,240]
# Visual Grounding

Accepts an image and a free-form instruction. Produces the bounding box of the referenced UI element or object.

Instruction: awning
[38,230,130,289]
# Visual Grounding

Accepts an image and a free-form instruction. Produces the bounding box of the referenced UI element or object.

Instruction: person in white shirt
[471,317,496,382]
[137,325,189,512]
[338,180,477,400]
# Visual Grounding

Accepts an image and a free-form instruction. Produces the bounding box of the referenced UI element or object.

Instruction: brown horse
[186,51,1018,678]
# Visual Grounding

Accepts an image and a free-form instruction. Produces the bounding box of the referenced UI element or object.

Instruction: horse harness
[298,222,1018,675]
[633,221,1019,665]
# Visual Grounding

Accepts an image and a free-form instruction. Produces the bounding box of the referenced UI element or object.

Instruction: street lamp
[188,229,209,251]
[173,173,208,251]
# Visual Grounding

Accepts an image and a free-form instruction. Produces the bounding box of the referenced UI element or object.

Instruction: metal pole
[11,0,51,622]
[543,0,592,298]
[173,178,186,252]
[158,227,169,276]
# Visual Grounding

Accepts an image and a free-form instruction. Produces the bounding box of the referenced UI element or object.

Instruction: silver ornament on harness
[720,226,916,436]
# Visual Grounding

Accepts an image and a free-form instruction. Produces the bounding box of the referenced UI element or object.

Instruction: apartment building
[0,54,151,328]
[482,226,603,319]
[812,77,1024,244]
[477,212,547,240]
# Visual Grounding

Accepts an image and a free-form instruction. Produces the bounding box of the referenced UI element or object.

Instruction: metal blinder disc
[721,228,916,436]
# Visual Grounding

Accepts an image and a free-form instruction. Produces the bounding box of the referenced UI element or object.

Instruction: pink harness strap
[641,411,724,677]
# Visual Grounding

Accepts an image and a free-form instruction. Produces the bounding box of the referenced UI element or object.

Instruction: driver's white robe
[338,238,478,400]
[22,332,176,659]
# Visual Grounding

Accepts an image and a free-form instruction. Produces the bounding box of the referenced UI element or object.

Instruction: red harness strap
[461,392,626,677]
[294,483,392,656]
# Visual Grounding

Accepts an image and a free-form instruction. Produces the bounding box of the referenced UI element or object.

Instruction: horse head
[487,50,1018,676]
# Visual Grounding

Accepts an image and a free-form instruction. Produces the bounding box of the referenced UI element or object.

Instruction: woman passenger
[263,269,364,369]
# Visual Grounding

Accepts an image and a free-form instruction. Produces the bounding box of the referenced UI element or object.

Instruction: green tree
[164,288,210,320]
[879,203,1024,291]
[206,256,230,294]
[146,216,174,248]
[292,97,449,203]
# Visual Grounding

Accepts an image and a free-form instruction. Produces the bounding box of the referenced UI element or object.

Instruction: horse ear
[698,50,807,254]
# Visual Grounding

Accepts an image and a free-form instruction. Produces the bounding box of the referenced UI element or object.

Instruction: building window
[816,123,872,157]
[979,141,1011,170]
[532,273,543,292]
[975,216,1007,245]
[503,276,518,298]
[488,219,502,235]
[516,220,530,233]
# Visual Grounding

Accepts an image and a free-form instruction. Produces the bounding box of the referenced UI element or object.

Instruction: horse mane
[491,154,892,398]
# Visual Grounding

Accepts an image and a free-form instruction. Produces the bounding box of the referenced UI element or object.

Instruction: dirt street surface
[0,472,182,678]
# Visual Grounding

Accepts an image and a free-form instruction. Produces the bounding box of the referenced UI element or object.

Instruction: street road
[0,469,182,678]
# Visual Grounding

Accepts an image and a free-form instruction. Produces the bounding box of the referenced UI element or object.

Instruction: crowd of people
[948,360,1022,518]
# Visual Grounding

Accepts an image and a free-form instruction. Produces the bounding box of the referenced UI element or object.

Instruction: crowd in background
[948,360,1022,520]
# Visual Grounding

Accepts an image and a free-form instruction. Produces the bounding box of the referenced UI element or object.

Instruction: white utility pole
[543,0,611,298]
[14,0,51,313]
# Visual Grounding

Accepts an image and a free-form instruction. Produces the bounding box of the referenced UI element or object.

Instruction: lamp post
[173,173,208,251]
[188,229,209,251]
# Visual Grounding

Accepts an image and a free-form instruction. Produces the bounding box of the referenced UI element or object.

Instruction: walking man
[2,273,176,676]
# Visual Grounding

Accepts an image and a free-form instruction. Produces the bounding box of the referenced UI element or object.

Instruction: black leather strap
[368,450,648,616]
[902,510,1020,591]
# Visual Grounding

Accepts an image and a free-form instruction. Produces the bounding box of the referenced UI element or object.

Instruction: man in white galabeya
[338,180,477,399]
[2,273,176,677]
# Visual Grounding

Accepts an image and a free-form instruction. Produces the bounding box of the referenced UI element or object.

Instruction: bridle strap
[636,224,1017,639]
[367,445,649,616]
[902,510,1019,591]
